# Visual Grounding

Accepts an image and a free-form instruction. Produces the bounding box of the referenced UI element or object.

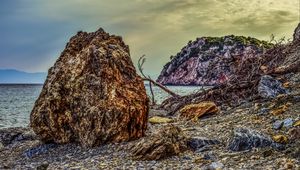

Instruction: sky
[0,0,299,78]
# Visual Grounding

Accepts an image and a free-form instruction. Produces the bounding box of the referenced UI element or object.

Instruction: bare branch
[137,55,180,105]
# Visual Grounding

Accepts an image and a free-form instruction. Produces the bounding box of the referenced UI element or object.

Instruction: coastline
[1,100,299,169]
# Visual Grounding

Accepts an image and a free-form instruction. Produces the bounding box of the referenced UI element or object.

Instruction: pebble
[0,142,4,150]
[208,161,224,170]
[282,118,294,128]
[273,118,294,130]
[272,135,288,144]
[273,120,283,130]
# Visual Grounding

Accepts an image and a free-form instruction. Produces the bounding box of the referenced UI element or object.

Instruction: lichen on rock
[30,28,149,147]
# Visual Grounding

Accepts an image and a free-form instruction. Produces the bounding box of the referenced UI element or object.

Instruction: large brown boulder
[30,28,149,147]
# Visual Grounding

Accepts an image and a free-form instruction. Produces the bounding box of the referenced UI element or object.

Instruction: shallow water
[0,84,203,128]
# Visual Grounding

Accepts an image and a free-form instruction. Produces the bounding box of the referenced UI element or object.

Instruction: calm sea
[0,84,203,128]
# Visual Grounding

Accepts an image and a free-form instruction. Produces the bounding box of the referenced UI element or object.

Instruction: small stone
[257,107,269,115]
[270,104,289,116]
[283,82,290,88]
[288,127,300,140]
[148,116,173,124]
[0,142,4,150]
[258,75,288,99]
[36,163,49,170]
[208,162,224,170]
[179,101,219,120]
[254,103,262,111]
[130,125,187,160]
[284,160,295,169]
[250,155,260,160]
[260,65,268,74]
[182,156,192,160]
[262,149,273,157]
[272,135,288,144]
[194,157,211,165]
[282,118,294,128]
[273,120,284,130]
[293,120,300,127]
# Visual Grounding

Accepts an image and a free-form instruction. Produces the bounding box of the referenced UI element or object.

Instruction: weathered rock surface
[258,75,288,99]
[293,23,300,42]
[130,125,186,160]
[30,28,149,147]
[187,137,220,151]
[228,128,283,151]
[179,102,219,120]
[157,35,272,86]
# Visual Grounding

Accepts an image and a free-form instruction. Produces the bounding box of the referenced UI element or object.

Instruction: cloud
[0,0,298,77]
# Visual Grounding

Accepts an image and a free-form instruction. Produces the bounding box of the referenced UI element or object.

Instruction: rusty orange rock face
[30,28,149,147]
[179,101,219,120]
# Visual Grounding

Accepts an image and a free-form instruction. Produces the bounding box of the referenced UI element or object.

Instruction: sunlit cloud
[0,0,298,77]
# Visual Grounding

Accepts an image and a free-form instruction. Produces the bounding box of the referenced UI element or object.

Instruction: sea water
[0,84,203,128]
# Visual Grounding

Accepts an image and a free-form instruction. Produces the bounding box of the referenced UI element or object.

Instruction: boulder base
[130,125,186,160]
[30,29,149,147]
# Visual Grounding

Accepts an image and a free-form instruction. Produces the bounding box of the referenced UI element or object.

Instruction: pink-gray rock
[157,35,272,86]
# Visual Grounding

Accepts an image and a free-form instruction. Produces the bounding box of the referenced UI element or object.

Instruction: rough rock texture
[157,35,272,86]
[258,75,288,99]
[179,101,219,120]
[227,128,283,151]
[130,125,187,160]
[293,23,300,42]
[30,29,149,147]
[186,137,220,151]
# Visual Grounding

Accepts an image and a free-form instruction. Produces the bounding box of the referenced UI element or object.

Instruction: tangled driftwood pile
[160,26,300,115]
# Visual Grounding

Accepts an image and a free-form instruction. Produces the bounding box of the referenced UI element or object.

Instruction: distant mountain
[0,69,46,84]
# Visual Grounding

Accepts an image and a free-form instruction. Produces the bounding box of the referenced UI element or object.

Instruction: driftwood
[137,55,180,105]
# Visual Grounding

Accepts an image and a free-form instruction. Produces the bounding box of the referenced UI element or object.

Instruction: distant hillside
[157,35,273,86]
[0,69,46,84]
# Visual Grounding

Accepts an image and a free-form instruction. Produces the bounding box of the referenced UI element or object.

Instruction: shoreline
[1,99,299,169]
